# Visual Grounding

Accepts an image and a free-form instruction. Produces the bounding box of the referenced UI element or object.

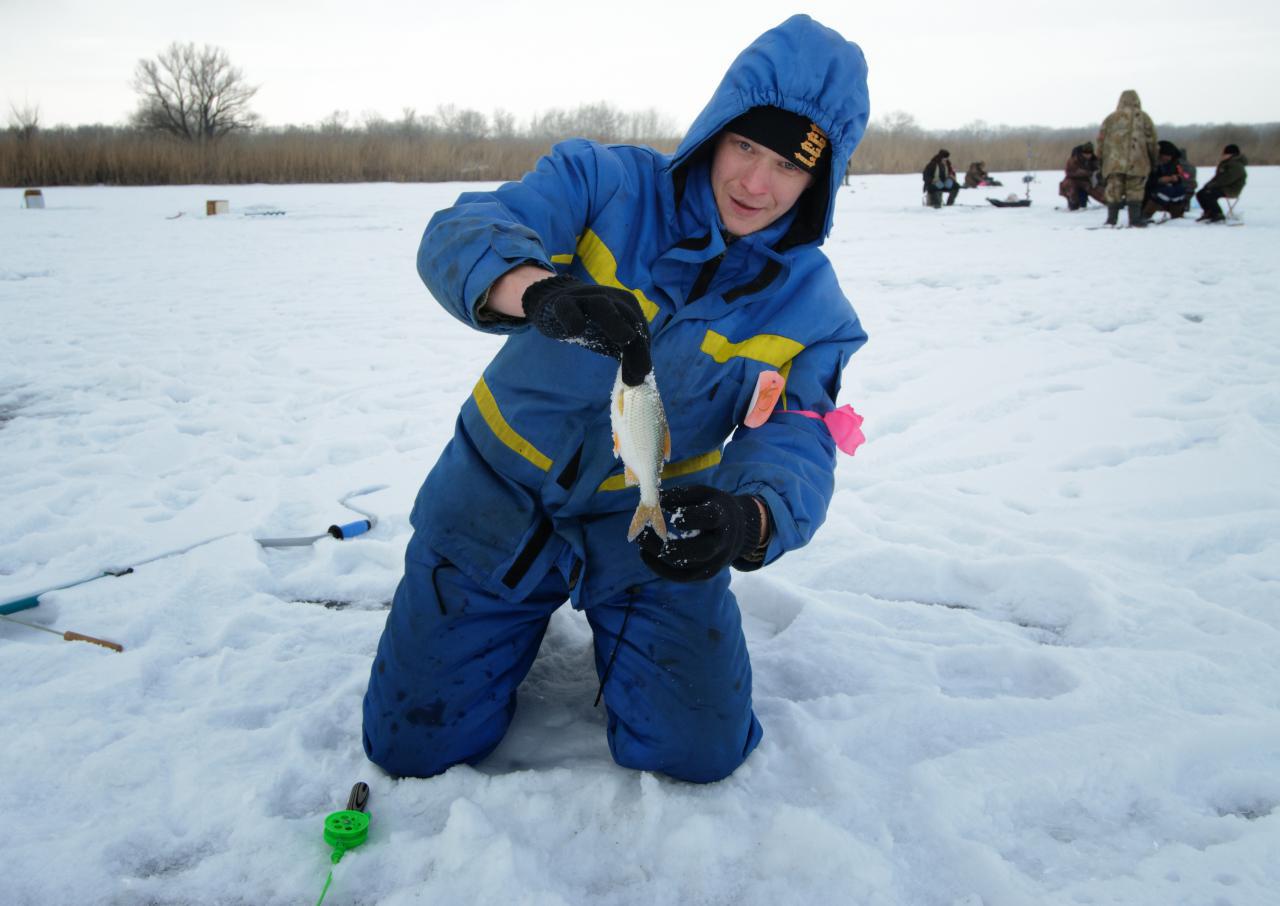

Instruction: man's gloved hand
[522,274,652,385]
[636,485,767,583]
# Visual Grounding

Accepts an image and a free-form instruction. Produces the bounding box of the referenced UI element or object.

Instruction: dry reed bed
[2,122,1275,187]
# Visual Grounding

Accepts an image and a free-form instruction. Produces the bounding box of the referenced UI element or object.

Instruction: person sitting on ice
[1142,140,1191,220]
[1196,144,1248,223]
[1178,147,1197,203]
[963,161,1000,188]
[923,149,959,207]
[361,15,870,785]
[1058,142,1104,211]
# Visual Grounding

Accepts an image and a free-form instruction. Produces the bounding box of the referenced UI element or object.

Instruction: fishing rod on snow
[0,486,388,650]
[0,613,123,652]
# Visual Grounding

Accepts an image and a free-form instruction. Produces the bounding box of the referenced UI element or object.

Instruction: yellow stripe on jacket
[471,378,553,471]
[597,450,722,492]
[700,329,804,368]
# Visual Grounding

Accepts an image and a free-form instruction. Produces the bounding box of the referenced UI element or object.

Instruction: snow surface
[2,171,1278,906]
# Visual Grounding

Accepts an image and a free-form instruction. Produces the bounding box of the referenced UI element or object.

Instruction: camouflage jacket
[1097,90,1158,178]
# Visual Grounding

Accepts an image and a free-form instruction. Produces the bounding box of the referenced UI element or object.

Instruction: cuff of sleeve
[730,484,788,570]
[732,495,773,572]
[465,252,550,333]
[472,285,526,329]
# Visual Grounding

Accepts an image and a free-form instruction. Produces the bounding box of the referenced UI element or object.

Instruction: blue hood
[671,14,870,244]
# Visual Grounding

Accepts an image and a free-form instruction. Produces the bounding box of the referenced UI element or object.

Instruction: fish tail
[626,502,667,542]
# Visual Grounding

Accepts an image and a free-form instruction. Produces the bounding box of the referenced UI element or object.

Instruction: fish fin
[615,393,624,415]
[627,503,667,542]
[663,426,672,461]
[612,431,620,455]
[623,466,638,486]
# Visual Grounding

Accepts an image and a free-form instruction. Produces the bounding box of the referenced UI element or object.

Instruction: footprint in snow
[933,647,1080,700]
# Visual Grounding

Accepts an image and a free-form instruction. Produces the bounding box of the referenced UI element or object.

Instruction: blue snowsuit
[364,14,870,783]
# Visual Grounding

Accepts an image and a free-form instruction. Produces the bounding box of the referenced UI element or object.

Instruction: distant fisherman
[1096,89,1158,228]
[364,15,871,784]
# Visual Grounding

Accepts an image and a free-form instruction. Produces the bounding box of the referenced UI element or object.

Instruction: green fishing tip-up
[324,782,371,863]
[316,782,370,906]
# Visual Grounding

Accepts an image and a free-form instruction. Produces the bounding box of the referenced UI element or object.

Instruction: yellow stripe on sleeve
[575,230,660,321]
[471,378,553,471]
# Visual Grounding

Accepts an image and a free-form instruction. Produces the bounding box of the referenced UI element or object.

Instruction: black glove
[637,485,766,583]
[521,274,651,385]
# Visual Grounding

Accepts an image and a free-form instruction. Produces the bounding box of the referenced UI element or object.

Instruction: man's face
[710,131,815,236]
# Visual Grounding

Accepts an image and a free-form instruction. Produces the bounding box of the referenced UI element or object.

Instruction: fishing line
[0,485,390,623]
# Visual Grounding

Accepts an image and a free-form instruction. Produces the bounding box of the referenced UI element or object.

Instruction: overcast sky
[4,0,1279,133]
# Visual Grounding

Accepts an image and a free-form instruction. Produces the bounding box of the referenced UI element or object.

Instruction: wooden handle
[63,631,124,652]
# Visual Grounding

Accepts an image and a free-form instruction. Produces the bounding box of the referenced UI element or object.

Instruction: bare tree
[490,108,518,140]
[432,104,488,140]
[875,110,922,135]
[318,110,349,134]
[7,101,40,141]
[131,42,259,142]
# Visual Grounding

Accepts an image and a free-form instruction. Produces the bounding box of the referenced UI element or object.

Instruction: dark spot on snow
[1182,313,1204,323]
[707,628,722,642]
[292,598,391,611]
[405,700,445,727]
[297,598,350,610]
[1216,800,1275,821]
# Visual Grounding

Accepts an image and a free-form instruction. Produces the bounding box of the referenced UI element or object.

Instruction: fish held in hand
[611,366,672,541]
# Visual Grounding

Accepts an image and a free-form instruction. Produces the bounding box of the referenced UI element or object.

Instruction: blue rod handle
[328,520,372,540]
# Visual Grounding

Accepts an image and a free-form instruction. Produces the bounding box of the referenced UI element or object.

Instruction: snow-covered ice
[2,170,1277,905]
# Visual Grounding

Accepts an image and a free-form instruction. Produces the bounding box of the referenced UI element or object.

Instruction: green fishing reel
[323,782,370,863]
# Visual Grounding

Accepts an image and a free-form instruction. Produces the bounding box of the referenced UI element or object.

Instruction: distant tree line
[3,42,1276,187]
